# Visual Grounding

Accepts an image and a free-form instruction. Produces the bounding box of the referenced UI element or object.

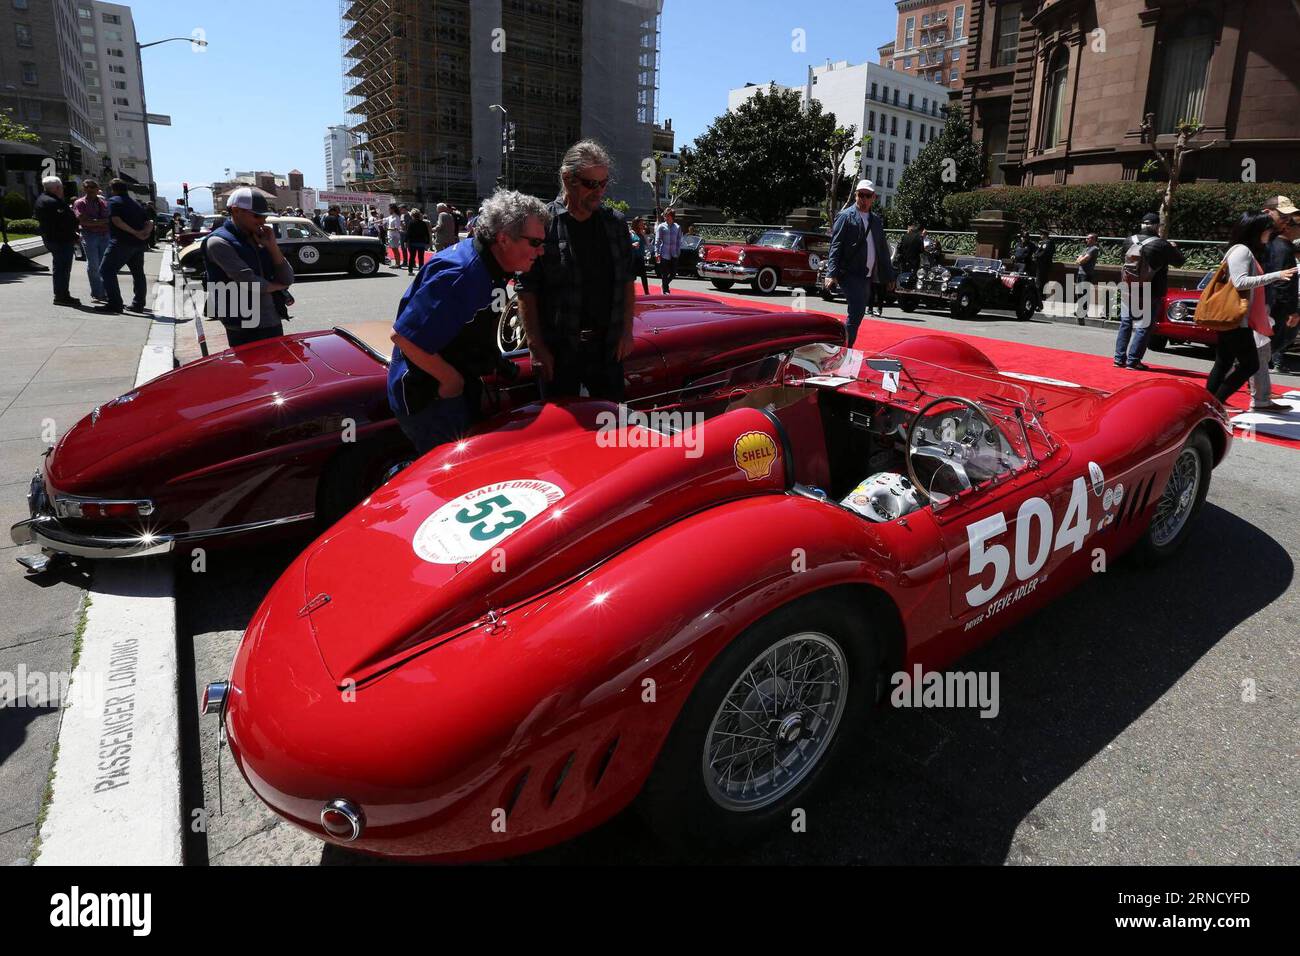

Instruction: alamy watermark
[889,664,1000,719]
[595,406,705,458]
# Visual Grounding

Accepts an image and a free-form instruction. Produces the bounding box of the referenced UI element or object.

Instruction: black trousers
[1206,326,1259,402]
[539,339,625,402]
[657,257,677,294]
[224,321,284,349]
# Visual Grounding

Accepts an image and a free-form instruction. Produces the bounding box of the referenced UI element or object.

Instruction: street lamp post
[489,104,509,189]
[136,35,209,204]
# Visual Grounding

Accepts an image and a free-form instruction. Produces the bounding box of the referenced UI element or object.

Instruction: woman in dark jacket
[1012,231,1037,274]
[406,209,432,274]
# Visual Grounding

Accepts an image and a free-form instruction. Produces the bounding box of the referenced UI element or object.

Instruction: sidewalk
[0,246,161,864]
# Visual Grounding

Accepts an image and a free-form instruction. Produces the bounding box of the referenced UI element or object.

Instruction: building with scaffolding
[340,0,661,212]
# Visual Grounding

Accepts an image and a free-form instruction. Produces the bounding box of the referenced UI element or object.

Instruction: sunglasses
[576,176,609,191]
[518,235,546,248]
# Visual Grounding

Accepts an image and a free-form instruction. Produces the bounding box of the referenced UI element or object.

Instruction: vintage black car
[675,234,703,277]
[178,216,385,278]
[895,254,1041,321]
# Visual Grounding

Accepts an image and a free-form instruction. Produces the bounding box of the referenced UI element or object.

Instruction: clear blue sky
[132,0,898,211]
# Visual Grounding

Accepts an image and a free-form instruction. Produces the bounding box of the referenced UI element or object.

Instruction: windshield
[781,344,1054,463]
[757,231,799,249]
[953,256,1004,272]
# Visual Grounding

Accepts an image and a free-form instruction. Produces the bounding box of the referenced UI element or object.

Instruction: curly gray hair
[558,139,612,193]
[474,189,551,244]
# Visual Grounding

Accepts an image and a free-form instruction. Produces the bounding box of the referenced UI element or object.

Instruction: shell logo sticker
[298,245,320,265]
[412,479,564,565]
[734,430,779,481]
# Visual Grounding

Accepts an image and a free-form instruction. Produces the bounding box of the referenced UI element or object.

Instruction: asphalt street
[175,267,1299,866]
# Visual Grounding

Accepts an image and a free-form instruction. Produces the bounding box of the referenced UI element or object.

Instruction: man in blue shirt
[654,208,683,293]
[388,190,550,455]
[824,179,895,347]
[95,179,153,314]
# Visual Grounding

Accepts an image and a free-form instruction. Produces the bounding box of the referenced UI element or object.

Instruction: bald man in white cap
[825,179,895,346]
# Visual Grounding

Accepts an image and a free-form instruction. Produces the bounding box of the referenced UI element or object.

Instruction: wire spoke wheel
[1149,447,1201,547]
[702,633,848,812]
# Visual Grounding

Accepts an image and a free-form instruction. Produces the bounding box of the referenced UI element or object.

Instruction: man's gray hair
[42,176,63,191]
[558,139,612,192]
[474,189,551,244]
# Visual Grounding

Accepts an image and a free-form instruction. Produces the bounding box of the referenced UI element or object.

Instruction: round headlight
[1167,301,1188,321]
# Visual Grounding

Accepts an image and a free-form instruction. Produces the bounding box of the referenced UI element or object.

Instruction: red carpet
[643,286,1298,451]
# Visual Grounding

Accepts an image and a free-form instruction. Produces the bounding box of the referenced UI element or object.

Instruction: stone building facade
[960,0,1300,187]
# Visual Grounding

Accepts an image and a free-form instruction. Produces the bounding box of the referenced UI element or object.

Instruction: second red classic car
[698,229,829,294]
[207,333,1231,862]
[10,295,843,568]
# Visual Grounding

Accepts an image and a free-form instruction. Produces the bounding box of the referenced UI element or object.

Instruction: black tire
[638,593,879,851]
[752,267,780,295]
[316,439,414,529]
[710,279,735,291]
[950,285,980,320]
[350,252,380,277]
[1148,335,1169,352]
[1133,431,1212,565]
[1015,286,1039,321]
[899,295,918,313]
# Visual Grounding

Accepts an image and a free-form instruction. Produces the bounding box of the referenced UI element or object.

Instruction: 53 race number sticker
[413,480,564,564]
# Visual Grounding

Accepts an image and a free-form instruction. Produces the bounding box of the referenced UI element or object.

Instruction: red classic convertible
[207,334,1231,862]
[10,295,843,568]
[698,229,829,295]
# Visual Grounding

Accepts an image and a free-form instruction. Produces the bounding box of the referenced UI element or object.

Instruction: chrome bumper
[698,261,758,281]
[11,472,313,560]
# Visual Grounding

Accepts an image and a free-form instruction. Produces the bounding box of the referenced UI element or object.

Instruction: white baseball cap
[855,180,877,194]
[226,186,274,217]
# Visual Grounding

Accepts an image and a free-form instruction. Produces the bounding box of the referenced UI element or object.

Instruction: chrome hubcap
[702,633,848,811]
[1150,447,1201,547]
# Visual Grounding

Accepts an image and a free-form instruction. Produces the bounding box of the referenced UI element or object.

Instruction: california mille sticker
[734,430,779,481]
[412,479,564,565]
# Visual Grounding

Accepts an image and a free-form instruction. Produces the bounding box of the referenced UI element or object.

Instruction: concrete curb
[35,253,183,866]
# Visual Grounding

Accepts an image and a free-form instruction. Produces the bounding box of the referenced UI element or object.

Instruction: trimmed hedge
[942,182,1300,241]
[3,192,31,220]
[4,218,39,233]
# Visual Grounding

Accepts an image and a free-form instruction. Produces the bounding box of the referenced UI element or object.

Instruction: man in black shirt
[893,223,924,274]
[1114,212,1184,370]
[321,205,345,235]
[96,179,153,314]
[517,139,635,401]
[32,176,81,306]
[1262,196,1300,372]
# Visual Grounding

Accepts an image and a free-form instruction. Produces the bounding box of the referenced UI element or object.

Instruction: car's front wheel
[1134,431,1212,564]
[639,594,878,850]
[710,279,735,291]
[752,267,780,295]
[898,295,917,313]
[1148,335,1169,352]
[950,285,980,320]
[1015,285,1039,321]
[350,252,380,277]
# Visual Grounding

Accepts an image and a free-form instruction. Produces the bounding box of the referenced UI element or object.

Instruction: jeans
[657,257,677,293]
[1270,317,1297,370]
[1207,326,1260,402]
[46,240,76,300]
[394,394,469,456]
[1113,299,1151,366]
[99,240,147,309]
[841,274,874,347]
[81,231,110,298]
[540,340,625,402]
[1248,342,1273,407]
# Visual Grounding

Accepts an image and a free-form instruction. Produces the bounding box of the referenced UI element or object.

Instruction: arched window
[1042,48,1069,149]
[1155,13,1216,134]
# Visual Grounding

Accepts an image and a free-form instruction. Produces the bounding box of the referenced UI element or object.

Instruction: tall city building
[878,1,971,91]
[340,0,662,210]
[78,1,155,196]
[959,0,1300,187]
[0,0,102,193]
[729,61,949,210]
[324,124,351,189]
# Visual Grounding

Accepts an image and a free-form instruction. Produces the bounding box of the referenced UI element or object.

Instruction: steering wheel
[906,396,999,503]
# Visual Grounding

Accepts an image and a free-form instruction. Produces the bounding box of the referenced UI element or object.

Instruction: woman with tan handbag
[1204,213,1298,406]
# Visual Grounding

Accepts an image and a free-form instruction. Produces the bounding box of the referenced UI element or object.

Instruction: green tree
[603,197,630,215]
[676,86,845,222]
[0,108,40,145]
[890,110,984,229]
[825,126,866,225]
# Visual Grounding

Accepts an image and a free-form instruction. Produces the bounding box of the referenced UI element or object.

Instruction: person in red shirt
[72,179,111,302]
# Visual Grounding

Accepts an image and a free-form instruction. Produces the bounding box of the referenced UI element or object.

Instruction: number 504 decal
[965,477,1091,606]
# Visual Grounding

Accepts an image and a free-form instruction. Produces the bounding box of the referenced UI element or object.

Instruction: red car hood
[299,401,789,683]
[48,338,316,493]
[700,243,758,264]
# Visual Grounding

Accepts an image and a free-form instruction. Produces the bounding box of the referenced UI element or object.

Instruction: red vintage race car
[208,334,1231,862]
[1148,270,1217,352]
[697,229,829,295]
[9,295,843,569]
